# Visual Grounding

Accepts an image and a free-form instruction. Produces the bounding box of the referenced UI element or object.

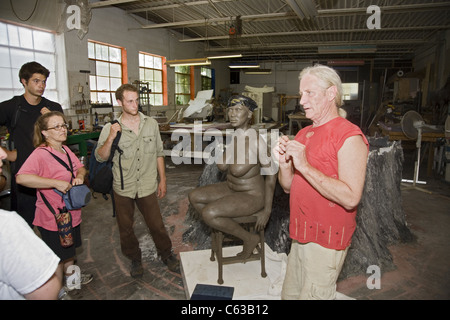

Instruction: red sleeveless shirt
[289,117,369,250]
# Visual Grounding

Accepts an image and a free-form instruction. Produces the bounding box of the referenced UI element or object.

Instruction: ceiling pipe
[179,25,449,42]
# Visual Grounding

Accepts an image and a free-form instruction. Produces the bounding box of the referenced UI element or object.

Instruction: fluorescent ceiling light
[207,54,242,59]
[244,69,272,75]
[229,62,260,69]
[166,58,211,67]
[318,45,377,54]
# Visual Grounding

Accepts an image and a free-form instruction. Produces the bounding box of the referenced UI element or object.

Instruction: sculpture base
[180,244,282,300]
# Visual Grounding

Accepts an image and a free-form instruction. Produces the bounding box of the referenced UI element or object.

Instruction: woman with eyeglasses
[16,111,87,299]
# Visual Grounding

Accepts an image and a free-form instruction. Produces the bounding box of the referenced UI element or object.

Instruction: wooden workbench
[379,122,445,176]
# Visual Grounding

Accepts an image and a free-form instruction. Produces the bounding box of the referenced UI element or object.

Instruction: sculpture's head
[227,95,258,129]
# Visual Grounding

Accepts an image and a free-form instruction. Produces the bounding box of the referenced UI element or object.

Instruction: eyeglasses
[46,123,69,131]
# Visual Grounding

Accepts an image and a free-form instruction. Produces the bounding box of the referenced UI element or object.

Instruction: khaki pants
[281,241,348,300]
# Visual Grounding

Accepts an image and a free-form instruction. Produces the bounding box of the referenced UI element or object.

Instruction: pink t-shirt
[17,145,83,231]
[289,117,369,250]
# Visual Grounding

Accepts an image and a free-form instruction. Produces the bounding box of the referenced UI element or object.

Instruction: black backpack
[89,121,123,217]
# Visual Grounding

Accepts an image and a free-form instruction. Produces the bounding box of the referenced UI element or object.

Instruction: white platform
[180,244,287,300]
[180,244,355,300]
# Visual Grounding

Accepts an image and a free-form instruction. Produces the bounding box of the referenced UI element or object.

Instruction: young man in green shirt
[95,84,178,278]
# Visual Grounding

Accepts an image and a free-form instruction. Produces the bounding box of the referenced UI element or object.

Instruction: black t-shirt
[0,95,63,174]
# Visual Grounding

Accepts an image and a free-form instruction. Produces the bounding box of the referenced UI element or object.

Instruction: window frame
[175,65,192,105]
[138,51,167,107]
[88,40,126,106]
[0,21,66,105]
[201,67,212,91]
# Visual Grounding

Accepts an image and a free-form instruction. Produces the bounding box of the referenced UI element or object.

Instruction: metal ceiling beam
[132,2,450,29]
[126,1,450,15]
[238,50,414,58]
[140,12,293,29]
[89,0,139,8]
[89,0,449,62]
[179,25,450,42]
[205,39,429,52]
[127,0,235,13]
[319,2,450,16]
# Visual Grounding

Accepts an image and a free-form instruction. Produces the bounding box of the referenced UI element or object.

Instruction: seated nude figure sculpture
[189,95,276,259]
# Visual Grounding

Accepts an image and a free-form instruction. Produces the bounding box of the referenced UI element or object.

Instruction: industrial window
[175,66,191,105]
[201,67,212,91]
[88,40,125,106]
[0,21,60,104]
[138,52,165,107]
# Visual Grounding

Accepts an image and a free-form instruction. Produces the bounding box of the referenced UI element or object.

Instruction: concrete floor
[61,149,450,301]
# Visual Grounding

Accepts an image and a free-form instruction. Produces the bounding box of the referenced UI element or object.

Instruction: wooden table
[380,122,445,176]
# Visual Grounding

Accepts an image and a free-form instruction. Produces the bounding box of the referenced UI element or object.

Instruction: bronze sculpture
[189,95,276,260]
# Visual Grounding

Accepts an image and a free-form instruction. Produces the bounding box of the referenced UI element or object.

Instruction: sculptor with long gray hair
[273,64,369,300]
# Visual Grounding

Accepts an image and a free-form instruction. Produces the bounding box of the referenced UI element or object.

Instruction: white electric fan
[400,110,433,193]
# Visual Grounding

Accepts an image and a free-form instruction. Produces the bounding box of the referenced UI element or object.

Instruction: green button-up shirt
[95,112,165,198]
